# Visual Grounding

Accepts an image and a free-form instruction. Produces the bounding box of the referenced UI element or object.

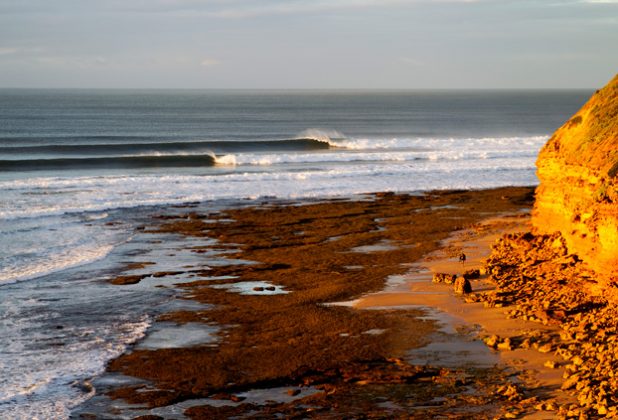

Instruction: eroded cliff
[533,74,618,280]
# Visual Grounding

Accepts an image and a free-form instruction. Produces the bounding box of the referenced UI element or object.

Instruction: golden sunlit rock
[533,73,618,282]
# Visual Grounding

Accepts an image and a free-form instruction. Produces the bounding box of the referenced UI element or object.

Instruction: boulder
[453,277,472,294]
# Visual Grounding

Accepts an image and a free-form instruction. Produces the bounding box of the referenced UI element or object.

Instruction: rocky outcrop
[453,277,472,294]
[481,232,618,417]
[533,74,618,281]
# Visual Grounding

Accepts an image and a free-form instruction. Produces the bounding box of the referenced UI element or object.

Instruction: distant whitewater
[0,88,591,418]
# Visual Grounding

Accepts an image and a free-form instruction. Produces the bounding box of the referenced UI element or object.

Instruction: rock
[544,360,558,369]
[533,73,618,281]
[432,273,457,284]
[484,335,499,348]
[76,380,94,393]
[453,277,472,294]
[287,388,301,396]
[535,400,558,411]
[572,355,584,366]
[561,374,580,390]
[253,287,265,292]
[265,286,276,291]
[497,337,513,351]
[537,343,553,353]
[463,269,480,280]
[110,275,144,285]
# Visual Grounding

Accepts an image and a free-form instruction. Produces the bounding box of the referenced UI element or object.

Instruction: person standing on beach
[459,252,466,266]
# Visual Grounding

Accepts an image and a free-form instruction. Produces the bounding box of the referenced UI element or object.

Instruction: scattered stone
[483,335,499,348]
[480,229,618,414]
[544,360,558,369]
[432,273,457,284]
[110,275,145,285]
[537,343,553,353]
[496,384,520,400]
[561,375,580,390]
[534,401,557,411]
[497,337,513,351]
[453,277,472,294]
[571,355,584,366]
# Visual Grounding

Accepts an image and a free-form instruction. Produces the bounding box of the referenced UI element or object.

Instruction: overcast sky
[1,0,617,89]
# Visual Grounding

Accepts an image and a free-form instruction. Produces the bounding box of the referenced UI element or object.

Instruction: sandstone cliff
[533,74,618,280]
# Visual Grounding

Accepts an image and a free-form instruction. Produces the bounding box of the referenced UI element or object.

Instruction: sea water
[0,89,590,418]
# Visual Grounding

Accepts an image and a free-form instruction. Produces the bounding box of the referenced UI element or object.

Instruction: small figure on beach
[459,252,466,266]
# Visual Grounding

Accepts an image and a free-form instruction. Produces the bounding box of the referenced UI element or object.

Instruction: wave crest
[296,129,346,147]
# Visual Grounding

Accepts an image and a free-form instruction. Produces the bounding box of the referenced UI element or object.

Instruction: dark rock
[463,269,480,280]
[110,275,144,285]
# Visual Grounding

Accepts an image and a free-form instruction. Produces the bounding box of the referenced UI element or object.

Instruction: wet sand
[74,187,541,419]
[345,215,577,417]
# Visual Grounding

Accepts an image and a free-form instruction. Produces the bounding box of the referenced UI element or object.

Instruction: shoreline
[74,186,543,419]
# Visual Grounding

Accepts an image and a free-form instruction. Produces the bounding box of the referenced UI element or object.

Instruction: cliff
[533,73,618,281]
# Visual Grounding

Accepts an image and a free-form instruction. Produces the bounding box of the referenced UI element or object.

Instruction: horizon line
[0,86,597,92]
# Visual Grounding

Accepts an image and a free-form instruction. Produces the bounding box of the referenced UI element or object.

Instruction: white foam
[0,314,150,419]
[214,153,237,166]
[0,244,114,285]
[296,129,547,151]
[0,154,539,221]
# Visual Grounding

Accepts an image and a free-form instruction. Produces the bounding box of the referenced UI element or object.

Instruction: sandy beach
[72,186,563,419]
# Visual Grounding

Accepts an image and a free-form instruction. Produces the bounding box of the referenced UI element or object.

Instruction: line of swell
[0,138,331,155]
[0,154,218,171]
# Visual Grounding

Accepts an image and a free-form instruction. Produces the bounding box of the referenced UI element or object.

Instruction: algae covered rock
[533,73,618,280]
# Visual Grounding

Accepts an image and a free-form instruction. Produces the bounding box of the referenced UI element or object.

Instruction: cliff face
[533,74,618,280]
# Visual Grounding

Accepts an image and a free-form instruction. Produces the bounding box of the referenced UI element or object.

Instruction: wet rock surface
[78,187,540,419]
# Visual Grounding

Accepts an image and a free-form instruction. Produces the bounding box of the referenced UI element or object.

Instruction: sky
[0,0,617,89]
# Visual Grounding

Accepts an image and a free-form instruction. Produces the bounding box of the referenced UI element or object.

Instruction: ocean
[0,89,590,418]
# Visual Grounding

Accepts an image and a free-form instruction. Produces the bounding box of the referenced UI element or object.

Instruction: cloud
[33,55,109,68]
[205,0,480,19]
[0,47,18,55]
[200,58,220,67]
[581,0,618,3]
[107,0,481,19]
[400,57,426,66]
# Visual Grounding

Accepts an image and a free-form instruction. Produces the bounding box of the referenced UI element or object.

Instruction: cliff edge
[533,73,618,280]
